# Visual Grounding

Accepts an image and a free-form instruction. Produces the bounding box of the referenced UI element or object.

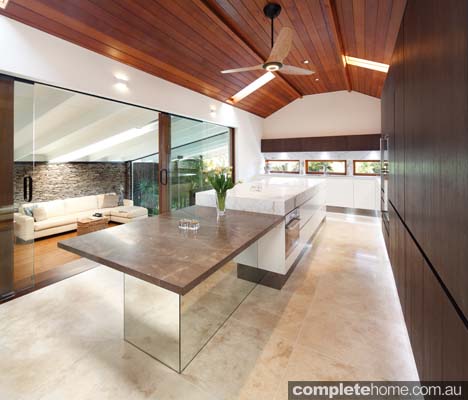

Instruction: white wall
[0,16,263,180]
[263,91,381,139]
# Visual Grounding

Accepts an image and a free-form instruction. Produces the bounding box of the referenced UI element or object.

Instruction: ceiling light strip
[228,72,275,104]
[344,56,389,73]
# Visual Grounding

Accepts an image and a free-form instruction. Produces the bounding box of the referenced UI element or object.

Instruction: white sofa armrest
[123,199,134,207]
[14,213,35,242]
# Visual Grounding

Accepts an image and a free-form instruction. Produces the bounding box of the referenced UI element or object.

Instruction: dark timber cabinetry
[382,0,468,381]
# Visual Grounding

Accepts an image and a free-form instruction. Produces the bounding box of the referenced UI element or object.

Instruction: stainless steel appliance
[380,135,389,235]
[285,208,300,258]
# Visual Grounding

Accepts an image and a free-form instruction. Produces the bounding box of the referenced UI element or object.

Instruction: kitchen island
[58,206,282,373]
[196,176,327,288]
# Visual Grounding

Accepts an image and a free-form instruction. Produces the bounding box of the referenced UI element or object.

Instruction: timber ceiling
[0,0,406,117]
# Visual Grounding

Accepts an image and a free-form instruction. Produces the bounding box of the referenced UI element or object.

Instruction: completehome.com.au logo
[288,381,467,399]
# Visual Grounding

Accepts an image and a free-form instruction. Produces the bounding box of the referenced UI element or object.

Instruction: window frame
[265,159,301,174]
[352,160,381,176]
[305,160,347,176]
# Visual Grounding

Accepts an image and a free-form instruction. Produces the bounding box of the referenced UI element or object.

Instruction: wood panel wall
[261,134,380,153]
[382,0,468,381]
[0,76,14,298]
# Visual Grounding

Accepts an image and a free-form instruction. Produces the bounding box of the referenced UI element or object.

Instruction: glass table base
[124,261,257,373]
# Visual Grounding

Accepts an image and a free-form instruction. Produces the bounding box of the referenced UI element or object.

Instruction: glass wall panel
[132,153,159,216]
[170,116,231,210]
[13,81,35,293]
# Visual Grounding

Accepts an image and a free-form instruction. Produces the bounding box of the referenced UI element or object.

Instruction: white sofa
[14,194,148,242]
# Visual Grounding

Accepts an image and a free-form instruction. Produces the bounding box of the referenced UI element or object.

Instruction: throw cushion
[23,205,36,217]
[102,194,119,208]
[33,207,48,222]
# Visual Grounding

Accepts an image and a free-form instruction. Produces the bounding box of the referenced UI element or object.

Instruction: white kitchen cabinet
[322,177,380,210]
[353,179,377,210]
[325,178,354,207]
[258,221,286,273]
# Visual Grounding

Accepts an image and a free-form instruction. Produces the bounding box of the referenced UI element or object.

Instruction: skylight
[344,56,389,73]
[227,72,275,104]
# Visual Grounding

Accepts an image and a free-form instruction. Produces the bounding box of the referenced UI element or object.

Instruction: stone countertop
[58,206,282,295]
[195,176,326,216]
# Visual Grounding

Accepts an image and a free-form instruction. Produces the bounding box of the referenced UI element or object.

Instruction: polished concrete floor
[0,213,418,400]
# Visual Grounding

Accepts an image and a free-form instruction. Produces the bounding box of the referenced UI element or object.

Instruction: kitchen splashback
[262,151,381,175]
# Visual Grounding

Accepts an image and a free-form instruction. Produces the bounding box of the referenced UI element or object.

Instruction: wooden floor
[13,223,119,292]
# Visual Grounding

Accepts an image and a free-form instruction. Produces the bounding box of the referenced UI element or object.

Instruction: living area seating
[14,193,148,242]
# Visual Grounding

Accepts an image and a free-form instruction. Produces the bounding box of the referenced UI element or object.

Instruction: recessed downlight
[303,60,309,64]
[114,72,129,81]
[114,72,129,92]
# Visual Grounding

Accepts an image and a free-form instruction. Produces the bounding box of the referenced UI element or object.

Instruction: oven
[285,208,300,258]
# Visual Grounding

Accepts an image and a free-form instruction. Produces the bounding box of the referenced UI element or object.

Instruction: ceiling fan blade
[267,27,293,63]
[280,64,315,75]
[221,65,263,74]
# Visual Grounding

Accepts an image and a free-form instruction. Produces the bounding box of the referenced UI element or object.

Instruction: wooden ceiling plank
[8,0,288,116]
[321,0,352,91]
[373,0,394,62]
[198,0,303,99]
[283,0,337,93]
[3,3,236,102]
[68,0,261,95]
[352,0,366,57]
[155,0,268,82]
[24,0,253,97]
[365,0,379,61]
[382,0,407,62]
[303,0,347,90]
[109,0,258,88]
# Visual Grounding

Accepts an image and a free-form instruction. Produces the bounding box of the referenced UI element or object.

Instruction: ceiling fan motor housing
[263,61,283,71]
[263,3,282,19]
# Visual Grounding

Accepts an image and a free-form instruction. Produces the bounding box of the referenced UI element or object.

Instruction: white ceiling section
[13,84,230,163]
[14,84,158,162]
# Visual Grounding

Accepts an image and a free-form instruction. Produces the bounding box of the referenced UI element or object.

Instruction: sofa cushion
[102,194,119,208]
[22,205,37,217]
[44,200,66,218]
[96,193,116,209]
[64,195,98,214]
[74,211,97,220]
[33,207,48,222]
[111,206,147,219]
[34,215,77,231]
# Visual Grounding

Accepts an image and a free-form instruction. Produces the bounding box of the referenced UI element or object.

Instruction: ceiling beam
[322,0,352,92]
[199,0,303,99]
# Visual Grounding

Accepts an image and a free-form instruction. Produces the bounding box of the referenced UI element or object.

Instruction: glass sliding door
[169,116,232,210]
[0,79,36,300]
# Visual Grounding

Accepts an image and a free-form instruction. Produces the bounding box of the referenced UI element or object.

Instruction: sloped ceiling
[1,0,406,118]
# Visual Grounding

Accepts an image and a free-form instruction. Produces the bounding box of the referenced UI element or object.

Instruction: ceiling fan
[221,2,314,76]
